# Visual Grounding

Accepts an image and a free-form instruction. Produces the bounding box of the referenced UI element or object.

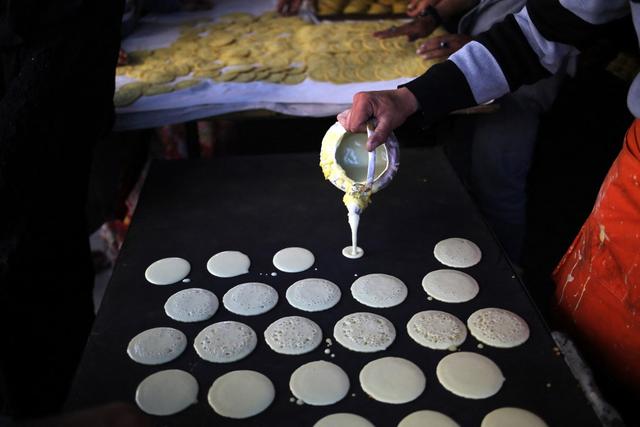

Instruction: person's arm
[374,0,474,40]
[342,0,630,149]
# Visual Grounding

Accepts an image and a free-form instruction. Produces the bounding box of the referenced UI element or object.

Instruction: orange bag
[553,119,640,392]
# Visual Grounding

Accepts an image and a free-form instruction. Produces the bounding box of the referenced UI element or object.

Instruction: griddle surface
[67,148,600,426]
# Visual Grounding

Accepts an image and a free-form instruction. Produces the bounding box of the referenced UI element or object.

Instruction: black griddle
[66,148,601,426]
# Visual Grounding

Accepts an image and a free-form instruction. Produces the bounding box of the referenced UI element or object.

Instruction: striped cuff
[449,40,510,104]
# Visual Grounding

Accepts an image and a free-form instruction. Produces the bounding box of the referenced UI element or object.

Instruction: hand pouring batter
[320,121,399,258]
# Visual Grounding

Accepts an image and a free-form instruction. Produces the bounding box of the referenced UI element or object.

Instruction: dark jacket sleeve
[402,0,630,126]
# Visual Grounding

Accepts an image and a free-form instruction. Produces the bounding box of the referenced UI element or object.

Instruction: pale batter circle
[350,273,408,308]
[290,360,350,405]
[135,369,198,416]
[273,247,315,272]
[407,310,467,350]
[359,357,426,404]
[421,269,479,303]
[206,250,250,277]
[481,407,548,427]
[342,246,364,259]
[436,352,504,399]
[467,308,530,348]
[164,288,219,322]
[433,238,482,268]
[314,413,375,427]
[145,257,190,285]
[222,282,278,316]
[398,410,460,427]
[333,312,396,352]
[194,321,257,363]
[208,370,275,419]
[264,315,323,355]
[127,327,187,365]
[286,278,341,312]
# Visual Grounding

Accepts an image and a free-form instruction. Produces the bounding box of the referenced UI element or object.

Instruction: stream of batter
[341,186,371,259]
[320,128,388,260]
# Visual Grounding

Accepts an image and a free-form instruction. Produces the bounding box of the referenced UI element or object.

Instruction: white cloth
[116,0,412,130]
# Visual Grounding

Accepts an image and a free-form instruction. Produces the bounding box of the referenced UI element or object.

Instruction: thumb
[366,117,393,151]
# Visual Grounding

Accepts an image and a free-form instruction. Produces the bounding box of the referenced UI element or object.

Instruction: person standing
[0,0,123,418]
[339,0,640,401]
[375,0,565,264]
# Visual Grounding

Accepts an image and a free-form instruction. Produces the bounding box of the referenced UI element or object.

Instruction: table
[115,0,414,131]
[66,148,601,426]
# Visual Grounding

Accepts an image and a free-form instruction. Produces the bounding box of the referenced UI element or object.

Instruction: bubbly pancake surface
[127,327,187,365]
[164,288,219,322]
[333,312,396,352]
[286,278,341,312]
[433,238,482,268]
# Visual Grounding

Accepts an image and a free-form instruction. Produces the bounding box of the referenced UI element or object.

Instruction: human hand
[337,88,419,151]
[17,403,150,427]
[406,0,431,17]
[373,18,437,41]
[277,0,302,15]
[417,33,471,59]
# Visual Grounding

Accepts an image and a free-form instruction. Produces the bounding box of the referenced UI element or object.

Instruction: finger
[346,93,374,133]
[420,49,446,60]
[394,25,414,36]
[421,47,453,60]
[376,23,414,39]
[374,29,401,39]
[337,109,350,128]
[418,34,459,55]
[373,28,395,38]
[417,46,442,58]
[367,117,393,151]
[416,36,446,54]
